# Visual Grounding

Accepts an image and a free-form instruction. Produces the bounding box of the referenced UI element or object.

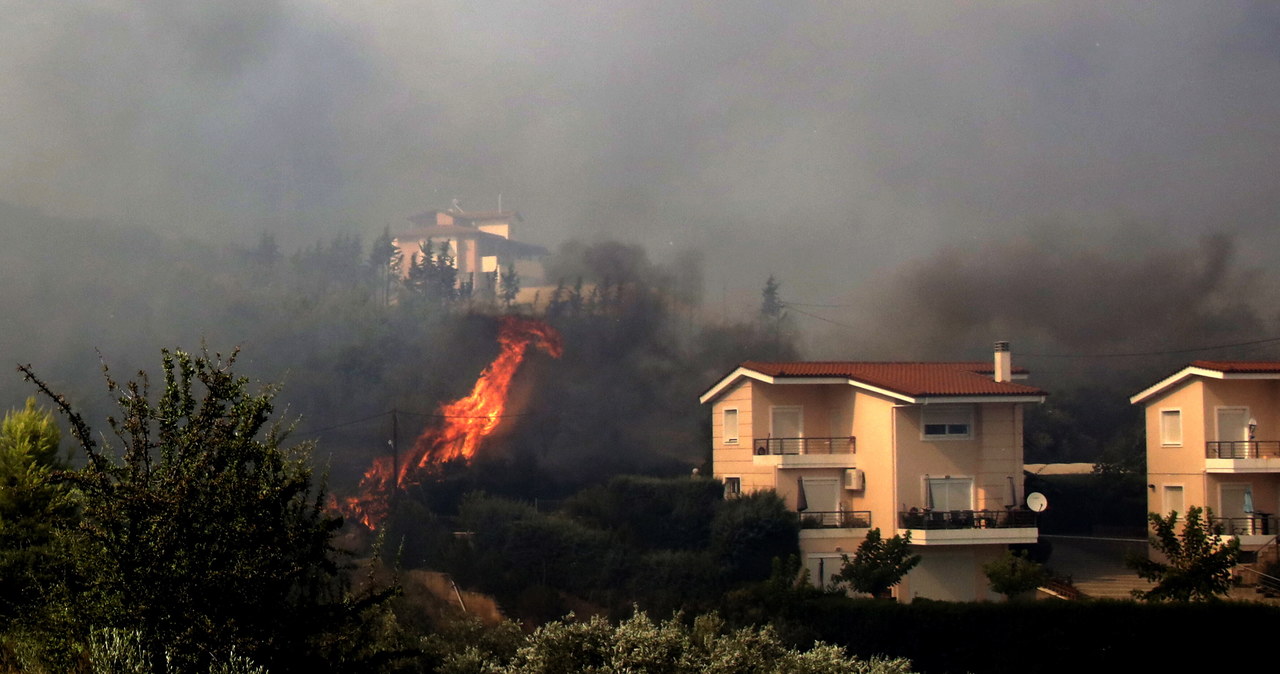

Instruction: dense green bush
[563,475,723,550]
[711,491,801,583]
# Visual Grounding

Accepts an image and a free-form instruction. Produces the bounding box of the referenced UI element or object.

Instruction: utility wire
[296,407,537,436]
[782,304,860,331]
[781,300,849,309]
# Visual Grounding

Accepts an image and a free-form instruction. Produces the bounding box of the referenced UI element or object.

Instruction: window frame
[921,405,974,441]
[924,476,975,511]
[1162,484,1184,516]
[1160,408,1183,447]
[723,408,739,445]
[723,476,742,498]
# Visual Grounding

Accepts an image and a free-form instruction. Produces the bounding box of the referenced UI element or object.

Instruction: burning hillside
[337,316,563,529]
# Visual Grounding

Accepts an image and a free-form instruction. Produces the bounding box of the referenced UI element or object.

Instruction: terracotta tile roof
[739,360,1046,397]
[1190,360,1280,373]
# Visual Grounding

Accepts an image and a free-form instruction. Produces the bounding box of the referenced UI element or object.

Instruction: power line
[294,410,391,436]
[296,407,538,436]
[781,300,849,309]
[783,304,860,331]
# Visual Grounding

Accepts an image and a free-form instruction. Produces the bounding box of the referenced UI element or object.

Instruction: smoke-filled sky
[5,1,1280,356]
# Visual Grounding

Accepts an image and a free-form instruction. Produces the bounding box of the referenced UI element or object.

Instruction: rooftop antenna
[450,197,463,212]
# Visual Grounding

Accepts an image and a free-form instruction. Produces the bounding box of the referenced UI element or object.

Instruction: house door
[1220,484,1254,534]
[1218,407,1250,444]
[798,477,840,525]
[771,406,804,454]
[1217,408,1251,459]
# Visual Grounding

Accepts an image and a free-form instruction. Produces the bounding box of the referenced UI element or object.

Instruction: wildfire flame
[338,316,563,529]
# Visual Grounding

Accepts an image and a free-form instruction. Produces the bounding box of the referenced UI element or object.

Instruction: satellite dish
[1026,492,1048,513]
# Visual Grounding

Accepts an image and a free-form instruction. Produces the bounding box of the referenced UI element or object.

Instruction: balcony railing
[898,509,1037,530]
[799,510,872,529]
[753,437,856,456]
[1211,515,1278,536]
[1206,441,1280,459]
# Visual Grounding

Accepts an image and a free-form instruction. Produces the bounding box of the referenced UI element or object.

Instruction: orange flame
[337,317,562,530]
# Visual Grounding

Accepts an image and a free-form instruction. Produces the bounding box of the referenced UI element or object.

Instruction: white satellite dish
[1026,492,1048,513]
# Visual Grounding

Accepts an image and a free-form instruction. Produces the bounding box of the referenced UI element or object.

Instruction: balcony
[1205,441,1280,473]
[1211,515,1278,539]
[752,437,858,468]
[799,510,872,530]
[898,509,1038,545]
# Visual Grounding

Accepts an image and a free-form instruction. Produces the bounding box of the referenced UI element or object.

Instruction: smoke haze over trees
[5,3,1280,309]
[7,3,1280,478]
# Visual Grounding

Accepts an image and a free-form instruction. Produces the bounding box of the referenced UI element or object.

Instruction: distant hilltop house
[394,206,548,292]
[700,342,1048,602]
[1132,361,1280,549]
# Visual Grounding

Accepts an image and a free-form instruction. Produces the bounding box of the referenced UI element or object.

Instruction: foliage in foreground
[428,611,915,674]
[1128,505,1240,601]
[13,350,396,672]
[831,529,921,600]
[0,398,73,633]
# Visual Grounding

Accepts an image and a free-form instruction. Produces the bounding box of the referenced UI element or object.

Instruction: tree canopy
[982,550,1050,600]
[17,349,387,672]
[831,529,921,600]
[1128,505,1240,602]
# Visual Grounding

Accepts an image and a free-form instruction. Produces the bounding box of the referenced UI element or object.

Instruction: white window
[723,408,739,444]
[1163,485,1184,515]
[1160,409,1182,446]
[724,477,741,497]
[926,477,974,511]
[922,405,973,439]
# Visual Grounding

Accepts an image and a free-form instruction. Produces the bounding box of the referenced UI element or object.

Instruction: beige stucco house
[699,343,1047,602]
[396,207,547,292]
[1131,361,1280,548]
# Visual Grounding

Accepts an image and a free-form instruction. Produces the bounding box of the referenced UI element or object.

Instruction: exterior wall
[894,403,1025,512]
[711,380,777,494]
[1144,380,1209,517]
[750,383,848,440]
[899,545,1003,602]
[848,392,898,529]
[478,222,511,239]
[1201,379,1280,445]
[976,403,1024,509]
[1148,378,1280,524]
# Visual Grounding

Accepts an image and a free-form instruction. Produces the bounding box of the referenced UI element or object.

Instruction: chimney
[994,341,1011,383]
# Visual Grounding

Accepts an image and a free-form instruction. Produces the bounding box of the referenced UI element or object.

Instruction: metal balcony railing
[1206,441,1280,459]
[798,510,872,529]
[753,437,856,456]
[1211,515,1278,536]
[898,508,1038,530]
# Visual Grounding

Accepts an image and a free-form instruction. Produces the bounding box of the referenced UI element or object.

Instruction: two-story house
[699,342,1047,602]
[396,207,547,291]
[1131,361,1280,548]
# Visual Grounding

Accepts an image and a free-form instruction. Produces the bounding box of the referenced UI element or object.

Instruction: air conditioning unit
[844,469,865,491]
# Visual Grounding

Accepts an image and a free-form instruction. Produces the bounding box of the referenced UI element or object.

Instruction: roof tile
[740,360,1046,397]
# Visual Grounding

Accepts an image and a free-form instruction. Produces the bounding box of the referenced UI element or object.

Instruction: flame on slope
[338,317,563,530]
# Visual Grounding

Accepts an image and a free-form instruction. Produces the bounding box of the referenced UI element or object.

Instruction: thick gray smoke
[4,2,1280,305]
[854,229,1267,360]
